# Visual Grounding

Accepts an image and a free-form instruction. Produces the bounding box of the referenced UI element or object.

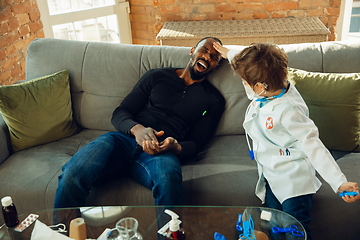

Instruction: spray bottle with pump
[164,209,185,240]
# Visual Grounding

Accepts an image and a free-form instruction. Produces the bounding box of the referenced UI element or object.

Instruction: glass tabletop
[0,206,306,240]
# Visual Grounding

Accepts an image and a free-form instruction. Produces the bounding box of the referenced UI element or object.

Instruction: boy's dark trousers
[264,179,313,240]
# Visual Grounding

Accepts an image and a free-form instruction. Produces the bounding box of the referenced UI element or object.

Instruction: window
[37,0,132,44]
[337,0,360,41]
[349,1,360,40]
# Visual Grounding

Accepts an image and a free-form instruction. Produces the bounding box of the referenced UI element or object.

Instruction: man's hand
[160,137,182,155]
[213,42,229,59]
[130,124,164,148]
[338,182,360,203]
[130,124,181,155]
[143,137,181,156]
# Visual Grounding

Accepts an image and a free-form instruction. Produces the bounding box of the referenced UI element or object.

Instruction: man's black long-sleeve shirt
[111,68,225,161]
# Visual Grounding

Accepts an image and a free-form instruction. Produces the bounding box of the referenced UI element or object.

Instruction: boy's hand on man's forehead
[213,42,229,59]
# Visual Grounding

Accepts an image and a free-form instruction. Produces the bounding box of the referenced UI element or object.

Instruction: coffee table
[0,206,306,240]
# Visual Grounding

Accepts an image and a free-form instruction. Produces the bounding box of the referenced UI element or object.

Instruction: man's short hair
[195,37,222,48]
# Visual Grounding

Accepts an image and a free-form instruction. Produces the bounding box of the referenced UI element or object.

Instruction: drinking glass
[115,217,143,240]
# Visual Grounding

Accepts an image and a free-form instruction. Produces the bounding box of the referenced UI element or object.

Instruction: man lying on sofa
[53,37,225,208]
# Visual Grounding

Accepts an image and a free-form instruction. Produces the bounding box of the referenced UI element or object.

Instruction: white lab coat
[226,49,347,203]
[243,83,347,203]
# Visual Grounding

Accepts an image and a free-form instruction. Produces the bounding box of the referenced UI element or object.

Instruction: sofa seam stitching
[320,43,324,72]
[139,46,145,79]
[79,42,91,127]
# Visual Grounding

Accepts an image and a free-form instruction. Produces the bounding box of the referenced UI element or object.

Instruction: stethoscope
[246,133,255,161]
[245,103,255,161]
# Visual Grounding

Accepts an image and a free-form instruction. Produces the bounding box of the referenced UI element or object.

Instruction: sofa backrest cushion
[25,39,360,139]
[321,41,360,73]
[78,42,143,131]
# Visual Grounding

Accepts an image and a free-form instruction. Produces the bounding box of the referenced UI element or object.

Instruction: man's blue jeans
[264,179,313,240]
[54,131,184,208]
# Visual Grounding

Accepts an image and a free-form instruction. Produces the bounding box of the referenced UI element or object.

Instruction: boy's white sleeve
[281,106,348,193]
[227,49,239,63]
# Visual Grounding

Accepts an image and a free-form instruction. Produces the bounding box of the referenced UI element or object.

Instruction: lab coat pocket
[270,155,293,174]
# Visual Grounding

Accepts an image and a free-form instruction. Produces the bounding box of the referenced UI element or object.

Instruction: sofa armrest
[0,113,10,164]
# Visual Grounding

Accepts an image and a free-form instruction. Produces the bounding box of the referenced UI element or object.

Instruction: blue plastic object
[339,191,359,198]
[249,150,255,161]
[272,225,304,237]
[236,214,243,232]
[214,232,227,240]
[239,215,256,240]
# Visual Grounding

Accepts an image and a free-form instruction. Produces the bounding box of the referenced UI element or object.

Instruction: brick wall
[0,0,44,85]
[129,0,341,45]
[0,0,342,85]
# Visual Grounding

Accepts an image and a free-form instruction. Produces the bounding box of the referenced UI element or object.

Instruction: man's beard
[189,64,208,80]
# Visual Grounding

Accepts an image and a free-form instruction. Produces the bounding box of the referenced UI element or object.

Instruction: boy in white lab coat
[214,42,359,239]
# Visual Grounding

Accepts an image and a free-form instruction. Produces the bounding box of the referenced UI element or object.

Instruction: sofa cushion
[0,70,79,152]
[287,68,360,152]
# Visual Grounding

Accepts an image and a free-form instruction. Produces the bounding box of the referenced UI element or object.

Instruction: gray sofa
[0,38,360,239]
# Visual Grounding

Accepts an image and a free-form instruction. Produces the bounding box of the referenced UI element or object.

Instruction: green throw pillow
[287,68,360,152]
[0,70,79,152]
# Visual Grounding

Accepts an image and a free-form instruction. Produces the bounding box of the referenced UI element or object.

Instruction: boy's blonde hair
[231,43,288,91]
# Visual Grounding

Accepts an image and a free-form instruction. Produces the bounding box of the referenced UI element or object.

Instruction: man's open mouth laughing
[196,59,208,73]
